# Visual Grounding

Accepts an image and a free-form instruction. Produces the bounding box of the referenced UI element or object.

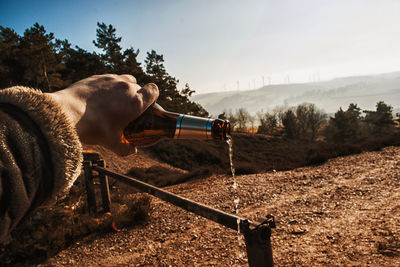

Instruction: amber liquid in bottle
[123,103,230,147]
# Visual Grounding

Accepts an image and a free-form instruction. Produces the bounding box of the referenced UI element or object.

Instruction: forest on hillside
[0,22,208,116]
[222,101,399,145]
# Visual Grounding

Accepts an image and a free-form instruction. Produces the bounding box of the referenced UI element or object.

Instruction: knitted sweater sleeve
[0,86,83,243]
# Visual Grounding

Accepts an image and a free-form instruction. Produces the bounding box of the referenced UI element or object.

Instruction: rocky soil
[33,146,400,266]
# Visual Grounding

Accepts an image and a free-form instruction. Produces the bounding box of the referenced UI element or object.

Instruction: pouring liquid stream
[226,136,245,259]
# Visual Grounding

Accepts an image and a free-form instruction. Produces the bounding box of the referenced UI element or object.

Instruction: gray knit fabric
[0,87,83,243]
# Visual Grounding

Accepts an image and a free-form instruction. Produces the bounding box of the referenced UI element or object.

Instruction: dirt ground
[35,146,400,266]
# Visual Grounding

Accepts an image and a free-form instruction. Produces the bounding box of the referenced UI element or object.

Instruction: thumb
[137,83,159,111]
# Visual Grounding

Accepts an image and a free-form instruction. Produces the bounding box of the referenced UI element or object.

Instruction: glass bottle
[122,103,230,147]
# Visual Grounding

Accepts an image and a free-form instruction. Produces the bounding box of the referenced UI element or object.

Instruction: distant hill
[191,71,400,116]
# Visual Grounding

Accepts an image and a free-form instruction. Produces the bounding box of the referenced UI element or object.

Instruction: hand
[46,74,159,156]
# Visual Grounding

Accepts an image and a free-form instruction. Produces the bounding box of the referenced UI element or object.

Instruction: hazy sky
[1,0,400,94]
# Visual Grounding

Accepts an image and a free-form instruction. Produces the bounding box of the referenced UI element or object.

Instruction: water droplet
[227,136,244,260]
[227,136,235,178]
[232,181,238,189]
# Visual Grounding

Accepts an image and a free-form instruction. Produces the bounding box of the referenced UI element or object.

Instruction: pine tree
[282,109,298,138]
[328,108,349,142]
[92,23,148,84]
[364,101,395,136]
[143,50,179,108]
[93,22,124,73]
[143,50,208,116]
[324,103,363,143]
[121,47,145,82]
[19,23,66,91]
[60,40,106,84]
[1,23,66,91]
[0,26,22,88]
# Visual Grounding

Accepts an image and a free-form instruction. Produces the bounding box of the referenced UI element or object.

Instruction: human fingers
[132,83,159,113]
[119,74,137,84]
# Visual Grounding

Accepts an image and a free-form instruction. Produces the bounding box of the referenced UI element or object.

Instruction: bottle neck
[174,114,214,140]
[174,115,230,140]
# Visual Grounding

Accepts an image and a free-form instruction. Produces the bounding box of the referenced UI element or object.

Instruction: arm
[0,74,158,243]
[47,74,159,156]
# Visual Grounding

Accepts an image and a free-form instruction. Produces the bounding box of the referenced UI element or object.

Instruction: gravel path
[40,146,400,266]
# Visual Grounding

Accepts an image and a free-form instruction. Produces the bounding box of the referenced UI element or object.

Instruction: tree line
[221,101,399,143]
[0,22,208,116]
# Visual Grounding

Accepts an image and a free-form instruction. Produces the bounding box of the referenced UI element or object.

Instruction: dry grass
[145,132,400,178]
[127,165,211,187]
[0,176,151,265]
